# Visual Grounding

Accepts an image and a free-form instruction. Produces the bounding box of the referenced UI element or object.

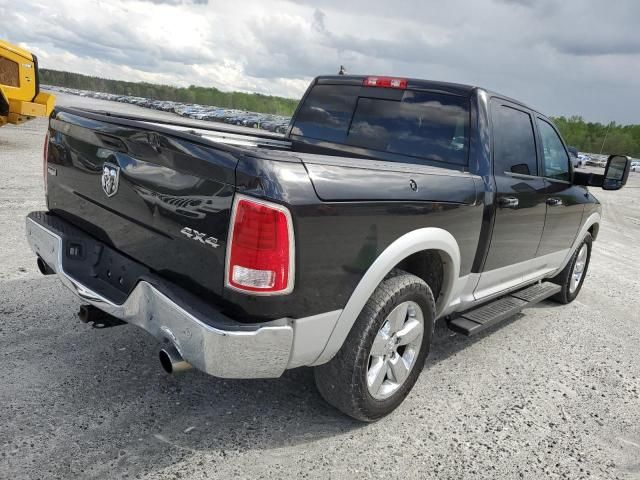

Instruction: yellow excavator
[0,39,55,127]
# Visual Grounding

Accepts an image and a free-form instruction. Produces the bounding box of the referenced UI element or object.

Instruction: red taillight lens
[226,196,294,294]
[363,76,407,89]
[43,131,49,195]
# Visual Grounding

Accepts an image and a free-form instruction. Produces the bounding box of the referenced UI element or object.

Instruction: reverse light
[226,195,294,295]
[363,76,408,89]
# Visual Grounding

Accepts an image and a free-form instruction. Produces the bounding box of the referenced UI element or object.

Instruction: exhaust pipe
[37,257,55,275]
[159,345,192,374]
[78,304,126,328]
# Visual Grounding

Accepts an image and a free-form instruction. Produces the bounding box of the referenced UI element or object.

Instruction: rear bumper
[26,211,299,378]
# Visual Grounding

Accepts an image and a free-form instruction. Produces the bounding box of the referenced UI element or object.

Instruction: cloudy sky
[1,0,638,123]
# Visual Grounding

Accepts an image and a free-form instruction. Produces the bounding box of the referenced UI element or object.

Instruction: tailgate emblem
[101,163,120,198]
[180,227,220,248]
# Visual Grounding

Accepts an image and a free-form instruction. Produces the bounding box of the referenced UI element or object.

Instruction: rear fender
[311,227,461,365]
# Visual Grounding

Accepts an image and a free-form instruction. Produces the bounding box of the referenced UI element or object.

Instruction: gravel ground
[1,95,639,480]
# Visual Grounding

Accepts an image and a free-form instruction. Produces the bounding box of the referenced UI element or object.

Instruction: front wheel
[314,272,435,422]
[550,233,592,304]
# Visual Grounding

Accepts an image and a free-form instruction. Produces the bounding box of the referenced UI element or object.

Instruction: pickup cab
[26,75,631,421]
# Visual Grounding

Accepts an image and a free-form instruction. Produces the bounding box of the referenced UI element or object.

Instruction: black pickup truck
[27,75,631,421]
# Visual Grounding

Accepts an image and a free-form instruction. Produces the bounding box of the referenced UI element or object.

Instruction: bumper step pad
[449,282,561,336]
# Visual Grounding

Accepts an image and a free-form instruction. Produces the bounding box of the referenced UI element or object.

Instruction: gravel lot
[1,94,639,480]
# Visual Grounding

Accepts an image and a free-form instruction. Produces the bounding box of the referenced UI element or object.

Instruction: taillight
[226,195,294,295]
[363,76,407,89]
[43,131,49,196]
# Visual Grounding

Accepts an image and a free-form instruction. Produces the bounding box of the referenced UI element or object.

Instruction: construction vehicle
[0,39,55,127]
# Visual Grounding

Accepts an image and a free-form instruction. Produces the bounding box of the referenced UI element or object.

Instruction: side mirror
[572,154,631,190]
[602,155,631,190]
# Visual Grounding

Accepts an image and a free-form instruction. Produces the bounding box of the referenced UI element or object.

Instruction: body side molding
[311,227,461,366]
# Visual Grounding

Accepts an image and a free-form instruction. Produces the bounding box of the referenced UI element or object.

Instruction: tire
[549,233,592,304]
[314,272,435,422]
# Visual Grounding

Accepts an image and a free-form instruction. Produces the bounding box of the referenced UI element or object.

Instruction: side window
[537,119,570,182]
[492,103,538,176]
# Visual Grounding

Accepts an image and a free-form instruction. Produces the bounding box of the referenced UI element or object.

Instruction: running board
[448,282,561,336]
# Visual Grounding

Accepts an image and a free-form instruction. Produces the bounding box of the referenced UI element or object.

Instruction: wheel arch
[311,227,461,366]
[553,212,600,276]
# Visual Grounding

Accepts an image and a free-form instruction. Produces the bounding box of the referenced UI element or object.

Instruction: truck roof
[315,75,536,114]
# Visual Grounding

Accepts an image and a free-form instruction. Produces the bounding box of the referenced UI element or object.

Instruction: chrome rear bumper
[26,212,294,378]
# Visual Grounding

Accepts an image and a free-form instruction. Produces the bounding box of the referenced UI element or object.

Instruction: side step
[448,282,561,336]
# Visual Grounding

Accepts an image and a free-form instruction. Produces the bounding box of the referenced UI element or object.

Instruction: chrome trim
[224,193,296,296]
[143,121,292,149]
[26,216,295,379]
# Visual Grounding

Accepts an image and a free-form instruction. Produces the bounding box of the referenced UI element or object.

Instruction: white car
[631,160,640,172]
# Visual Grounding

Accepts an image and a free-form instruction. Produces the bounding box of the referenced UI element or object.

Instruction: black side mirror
[572,154,631,190]
[602,155,631,190]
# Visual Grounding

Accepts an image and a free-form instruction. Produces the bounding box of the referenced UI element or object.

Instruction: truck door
[474,100,547,299]
[535,117,584,257]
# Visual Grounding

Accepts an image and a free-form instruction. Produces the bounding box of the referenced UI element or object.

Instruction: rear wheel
[550,233,592,304]
[314,272,435,422]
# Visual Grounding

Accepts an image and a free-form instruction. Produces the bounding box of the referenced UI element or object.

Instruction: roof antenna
[338,65,346,75]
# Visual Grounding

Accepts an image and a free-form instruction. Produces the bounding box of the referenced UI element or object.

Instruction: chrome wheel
[367,301,424,400]
[569,244,588,293]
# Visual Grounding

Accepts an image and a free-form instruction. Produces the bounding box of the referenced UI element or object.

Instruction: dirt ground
[1,94,639,479]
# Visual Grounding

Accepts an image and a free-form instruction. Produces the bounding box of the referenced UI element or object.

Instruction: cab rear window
[291,85,470,166]
[291,85,359,143]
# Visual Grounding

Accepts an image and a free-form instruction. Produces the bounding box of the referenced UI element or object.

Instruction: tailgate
[45,109,239,298]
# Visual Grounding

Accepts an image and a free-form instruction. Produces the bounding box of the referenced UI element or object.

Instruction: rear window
[291,85,470,166]
[291,85,359,143]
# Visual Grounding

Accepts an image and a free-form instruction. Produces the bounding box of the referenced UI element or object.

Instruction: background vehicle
[0,39,54,127]
[586,157,604,167]
[578,153,591,166]
[26,75,630,421]
[567,146,582,168]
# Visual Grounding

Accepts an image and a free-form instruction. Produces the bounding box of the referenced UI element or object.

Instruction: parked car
[28,75,631,421]
[631,160,640,172]
[567,146,582,168]
[578,153,591,166]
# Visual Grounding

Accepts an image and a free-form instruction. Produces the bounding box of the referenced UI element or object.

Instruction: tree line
[39,69,299,116]
[551,116,640,158]
[39,69,639,156]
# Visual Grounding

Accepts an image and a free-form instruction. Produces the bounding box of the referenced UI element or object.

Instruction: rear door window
[492,103,538,176]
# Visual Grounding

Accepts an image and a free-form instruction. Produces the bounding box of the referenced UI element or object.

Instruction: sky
[1,0,639,123]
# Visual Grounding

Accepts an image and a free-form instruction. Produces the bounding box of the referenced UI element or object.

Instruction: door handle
[497,196,519,208]
[546,197,563,207]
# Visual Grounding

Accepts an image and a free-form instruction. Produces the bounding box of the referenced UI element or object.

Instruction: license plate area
[62,236,150,305]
